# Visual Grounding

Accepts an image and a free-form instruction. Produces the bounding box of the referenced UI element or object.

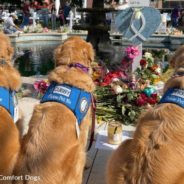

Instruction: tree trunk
[86,0,111,53]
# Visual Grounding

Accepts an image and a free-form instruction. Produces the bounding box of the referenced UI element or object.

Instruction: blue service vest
[159,88,184,108]
[40,82,91,125]
[0,87,15,119]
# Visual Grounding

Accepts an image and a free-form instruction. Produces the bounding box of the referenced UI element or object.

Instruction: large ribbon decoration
[128,8,146,42]
[115,7,161,44]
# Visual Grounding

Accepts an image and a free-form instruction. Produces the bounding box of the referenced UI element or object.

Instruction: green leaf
[122,105,126,115]
[127,93,133,101]
[117,95,123,103]
[128,111,136,121]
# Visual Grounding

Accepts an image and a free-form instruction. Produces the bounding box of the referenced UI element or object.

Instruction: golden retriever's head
[49,37,95,92]
[164,45,184,92]
[0,32,21,91]
[54,36,94,68]
[169,45,184,69]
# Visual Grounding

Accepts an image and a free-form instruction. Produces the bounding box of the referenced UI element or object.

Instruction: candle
[108,121,122,145]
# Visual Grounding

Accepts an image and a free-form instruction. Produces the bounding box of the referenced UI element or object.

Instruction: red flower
[136,96,147,106]
[147,93,158,105]
[140,93,148,101]
[34,80,49,94]
[121,57,130,64]
[100,71,127,86]
[121,57,133,70]
[136,93,148,106]
[147,97,157,105]
[140,59,147,67]
[151,93,158,99]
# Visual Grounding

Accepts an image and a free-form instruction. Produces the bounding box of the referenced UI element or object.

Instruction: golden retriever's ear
[7,45,14,61]
[54,45,70,66]
[169,55,175,68]
[82,43,95,66]
[54,44,62,64]
[170,45,184,68]
[87,42,95,62]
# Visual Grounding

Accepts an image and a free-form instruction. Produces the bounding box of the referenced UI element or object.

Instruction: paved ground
[19,77,135,184]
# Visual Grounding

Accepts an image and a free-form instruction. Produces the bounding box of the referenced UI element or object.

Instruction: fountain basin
[8,32,184,50]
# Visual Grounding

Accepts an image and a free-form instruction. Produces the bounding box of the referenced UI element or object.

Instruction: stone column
[83,0,87,8]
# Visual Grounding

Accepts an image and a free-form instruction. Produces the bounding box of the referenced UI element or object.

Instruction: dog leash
[87,95,96,151]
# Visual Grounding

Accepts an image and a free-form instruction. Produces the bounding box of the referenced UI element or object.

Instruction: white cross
[30,12,38,27]
[67,11,74,32]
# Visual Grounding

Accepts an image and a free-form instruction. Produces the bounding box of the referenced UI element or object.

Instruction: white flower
[144,52,152,59]
[155,67,161,74]
[112,85,123,94]
[112,78,120,82]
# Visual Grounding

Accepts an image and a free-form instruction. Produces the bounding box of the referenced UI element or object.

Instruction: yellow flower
[92,71,101,80]
[153,77,161,84]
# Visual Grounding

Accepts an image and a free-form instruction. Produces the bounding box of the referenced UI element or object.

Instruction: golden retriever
[0,33,21,176]
[13,36,95,184]
[106,45,184,184]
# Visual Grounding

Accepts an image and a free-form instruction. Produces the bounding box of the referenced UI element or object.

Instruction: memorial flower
[135,52,162,84]
[100,71,127,86]
[140,59,147,68]
[33,80,49,97]
[144,52,154,61]
[23,24,44,33]
[94,47,164,125]
[125,46,140,60]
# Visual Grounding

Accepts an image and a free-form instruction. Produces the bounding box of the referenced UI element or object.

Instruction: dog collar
[69,63,89,73]
[0,87,17,121]
[40,82,91,125]
[159,88,184,108]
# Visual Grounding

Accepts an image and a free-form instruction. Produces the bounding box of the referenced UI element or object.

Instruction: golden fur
[0,32,21,176]
[106,45,184,184]
[13,36,95,184]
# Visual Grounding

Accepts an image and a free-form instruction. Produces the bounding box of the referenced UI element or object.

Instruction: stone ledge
[9,32,68,43]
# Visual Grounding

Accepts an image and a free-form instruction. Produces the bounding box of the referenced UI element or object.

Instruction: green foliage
[95,86,145,125]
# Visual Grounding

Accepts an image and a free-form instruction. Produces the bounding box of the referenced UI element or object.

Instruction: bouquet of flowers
[94,47,163,125]
[23,24,44,33]
[135,52,162,85]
